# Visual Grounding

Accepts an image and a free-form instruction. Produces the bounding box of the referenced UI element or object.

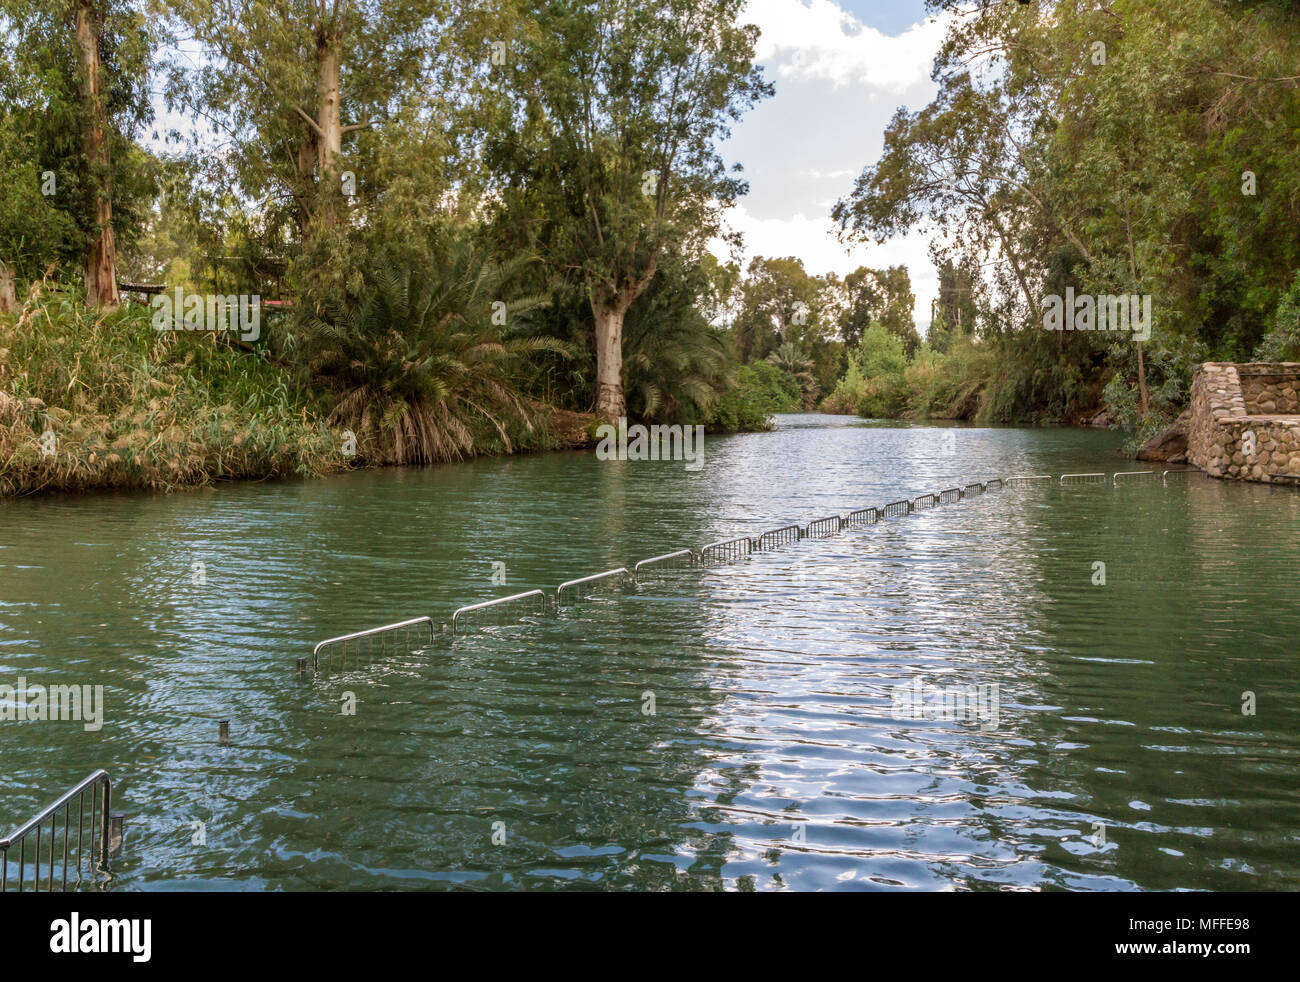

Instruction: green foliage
[1256,271,1300,362]
[288,230,564,465]
[622,260,735,424]
[705,360,798,431]
[0,281,337,494]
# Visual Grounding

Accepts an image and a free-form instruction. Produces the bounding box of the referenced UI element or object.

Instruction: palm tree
[767,342,818,409]
[293,234,565,464]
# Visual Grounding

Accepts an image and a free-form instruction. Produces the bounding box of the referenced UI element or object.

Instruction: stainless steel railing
[1,770,112,893]
[803,516,843,538]
[1060,472,1107,485]
[556,569,632,606]
[633,550,696,578]
[312,616,437,669]
[1005,475,1052,488]
[698,536,753,565]
[845,506,880,527]
[753,525,802,550]
[453,589,548,631]
[310,465,1212,654]
[1113,470,1158,485]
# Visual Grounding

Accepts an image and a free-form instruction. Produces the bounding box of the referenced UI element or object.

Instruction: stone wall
[1187,362,1300,482]
[1239,366,1300,415]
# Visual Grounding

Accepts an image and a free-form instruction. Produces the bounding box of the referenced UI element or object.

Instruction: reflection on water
[1,415,1297,890]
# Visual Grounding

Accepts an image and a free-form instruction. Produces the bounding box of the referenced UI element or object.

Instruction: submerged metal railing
[1005,475,1052,488]
[556,568,632,605]
[312,616,437,669]
[698,536,754,565]
[1113,470,1158,485]
[310,463,1222,656]
[633,550,696,578]
[452,589,548,631]
[845,506,880,527]
[754,525,801,550]
[804,515,843,538]
[1,770,112,893]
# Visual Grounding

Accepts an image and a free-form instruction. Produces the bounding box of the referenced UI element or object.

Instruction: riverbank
[0,288,766,497]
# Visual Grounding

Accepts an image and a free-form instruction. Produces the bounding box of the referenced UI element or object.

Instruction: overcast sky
[718,0,945,330]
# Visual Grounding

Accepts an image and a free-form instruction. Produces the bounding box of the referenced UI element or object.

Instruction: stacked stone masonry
[1188,362,1300,482]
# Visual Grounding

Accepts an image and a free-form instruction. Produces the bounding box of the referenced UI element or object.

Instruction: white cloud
[711,203,939,333]
[745,0,950,91]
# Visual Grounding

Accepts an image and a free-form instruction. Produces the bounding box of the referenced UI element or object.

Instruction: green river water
[2,414,1298,890]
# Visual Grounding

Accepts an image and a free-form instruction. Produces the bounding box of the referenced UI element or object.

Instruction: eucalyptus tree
[0,0,155,306]
[481,0,770,421]
[164,0,452,250]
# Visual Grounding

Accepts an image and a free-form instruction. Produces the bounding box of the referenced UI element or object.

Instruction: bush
[706,361,799,431]
[1255,270,1300,362]
[0,280,339,494]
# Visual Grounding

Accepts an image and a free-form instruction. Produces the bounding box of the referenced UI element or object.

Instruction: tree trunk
[295,135,318,240]
[1136,341,1150,416]
[590,258,659,423]
[315,28,343,227]
[1123,200,1149,416]
[76,0,118,307]
[592,296,627,422]
[0,261,17,314]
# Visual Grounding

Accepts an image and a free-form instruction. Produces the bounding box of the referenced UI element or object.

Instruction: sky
[717,0,945,330]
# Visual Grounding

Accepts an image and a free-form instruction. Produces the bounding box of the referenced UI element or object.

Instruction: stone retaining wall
[1187,362,1300,482]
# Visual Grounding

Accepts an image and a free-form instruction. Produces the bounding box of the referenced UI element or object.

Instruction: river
[2,414,1298,890]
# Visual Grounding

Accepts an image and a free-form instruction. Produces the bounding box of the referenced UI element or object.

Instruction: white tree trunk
[593,299,626,422]
[0,261,17,314]
[76,0,119,307]
[315,31,342,224]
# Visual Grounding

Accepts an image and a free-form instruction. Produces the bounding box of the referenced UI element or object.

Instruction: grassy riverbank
[0,284,345,495]
[0,284,770,496]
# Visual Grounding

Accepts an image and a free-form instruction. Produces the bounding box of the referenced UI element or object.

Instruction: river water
[2,414,1297,891]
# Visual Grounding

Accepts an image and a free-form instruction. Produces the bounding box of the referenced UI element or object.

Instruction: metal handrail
[698,536,753,564]
[964,483,985,496]
[845,507,880,526]
[1,770,111,893]
[882,499,911,517]
[986,478,1005,490]
[912,493,938,510]
[1113,470,1158,485]
[804,515,843,537]
[633,550,695,578]
[556,569,631,606]
[1061,472,1106,484]
[938,487,962,503]
[313,616,436,668]
[452,589,548,631]
[1005,475,1052,487]
[753,526,801,550]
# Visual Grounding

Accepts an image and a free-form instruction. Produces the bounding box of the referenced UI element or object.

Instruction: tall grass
[0,280,341,495]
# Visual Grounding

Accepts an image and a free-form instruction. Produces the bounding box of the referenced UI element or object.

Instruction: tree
[483,0,770,421]
[165,0,447,247]
[0,0,156,306]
